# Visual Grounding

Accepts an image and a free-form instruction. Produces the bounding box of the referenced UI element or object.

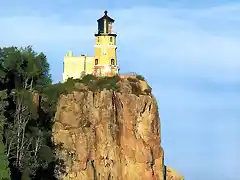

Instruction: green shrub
[41,75,121,109]
[81,74,97,84]
[91,75,120,91]
[136,74,145,81]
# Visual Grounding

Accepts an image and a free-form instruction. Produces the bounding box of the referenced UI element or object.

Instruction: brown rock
[139,80,151,95]
[116,79,132,94]
[52,81,183,180]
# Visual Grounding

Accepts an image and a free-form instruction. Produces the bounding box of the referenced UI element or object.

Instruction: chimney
[68,51,73,56]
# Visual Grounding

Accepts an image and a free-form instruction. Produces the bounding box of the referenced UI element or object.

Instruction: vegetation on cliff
[0,45,152,180]
[41,73,152,113]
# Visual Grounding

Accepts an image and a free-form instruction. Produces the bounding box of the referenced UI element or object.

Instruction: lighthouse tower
[93,10,119,77]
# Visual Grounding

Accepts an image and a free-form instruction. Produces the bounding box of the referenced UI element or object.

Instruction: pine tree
[0,90,10,180]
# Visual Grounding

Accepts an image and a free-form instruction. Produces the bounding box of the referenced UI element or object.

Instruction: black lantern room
[96,10,115,35]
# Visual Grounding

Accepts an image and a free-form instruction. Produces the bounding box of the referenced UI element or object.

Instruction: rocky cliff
[51,76,183,180]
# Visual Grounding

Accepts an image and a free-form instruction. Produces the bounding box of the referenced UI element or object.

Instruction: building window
[111,59,115,65]
[97,37,100,43]
[110,37,112,42]
[95,59,98,65]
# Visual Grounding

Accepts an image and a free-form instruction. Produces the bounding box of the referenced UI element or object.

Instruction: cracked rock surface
[52,79,182,180]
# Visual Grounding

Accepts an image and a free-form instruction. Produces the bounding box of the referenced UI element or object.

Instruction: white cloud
[0,15,95,48]
[112,7,240,71]
[192,3,240,21]
[0,5,239,83]
[89,6,240,83]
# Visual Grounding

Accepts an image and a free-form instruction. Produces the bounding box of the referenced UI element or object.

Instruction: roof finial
[104,10,108,16]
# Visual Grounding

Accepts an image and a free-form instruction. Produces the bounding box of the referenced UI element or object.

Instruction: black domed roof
[97,10,114,23]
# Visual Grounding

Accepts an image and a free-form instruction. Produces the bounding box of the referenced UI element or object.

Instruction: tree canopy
[0,46,55,180]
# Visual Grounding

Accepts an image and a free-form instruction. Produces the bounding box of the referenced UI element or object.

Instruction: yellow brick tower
[93,10,119,77]
[62,10,119,82]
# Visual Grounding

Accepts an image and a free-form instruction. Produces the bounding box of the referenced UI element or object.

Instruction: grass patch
[39,74,150,112]
[136,74,145,81]
[40,75,121,111]
[92,75,120,91]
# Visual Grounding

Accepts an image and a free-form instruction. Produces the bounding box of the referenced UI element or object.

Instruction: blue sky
[0,1,239,179]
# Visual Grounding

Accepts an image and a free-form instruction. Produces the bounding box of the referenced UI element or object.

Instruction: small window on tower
[97,37,100,43]
[95,59,98,65]
[111,59,115,65]
[110,37,113,42]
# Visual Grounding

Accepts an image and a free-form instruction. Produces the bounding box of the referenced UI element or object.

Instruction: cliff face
[52,78,182,180]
